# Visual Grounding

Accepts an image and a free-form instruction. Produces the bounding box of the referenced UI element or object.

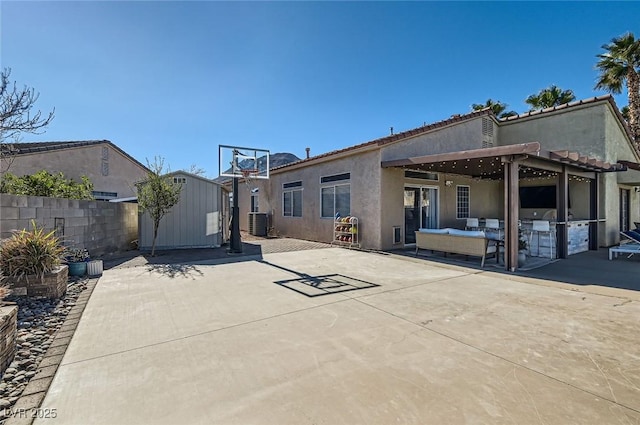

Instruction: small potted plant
[64,248,90,276]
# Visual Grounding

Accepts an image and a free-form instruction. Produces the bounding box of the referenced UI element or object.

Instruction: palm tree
[595,32,640,146]
[621,105,630,122]
[525,85,576,111]
[471,99,518,118]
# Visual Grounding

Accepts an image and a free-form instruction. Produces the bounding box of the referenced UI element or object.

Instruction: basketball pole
[229,175,242,253]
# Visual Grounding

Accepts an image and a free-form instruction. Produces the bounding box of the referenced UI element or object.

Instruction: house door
[404,186,439,244]
[620,189,630,232]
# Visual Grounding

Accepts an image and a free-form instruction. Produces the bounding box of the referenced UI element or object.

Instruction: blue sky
[2,1,639,176]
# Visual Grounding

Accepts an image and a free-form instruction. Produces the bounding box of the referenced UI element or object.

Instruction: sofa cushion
[418,228,450,234]
[448,229,486,238]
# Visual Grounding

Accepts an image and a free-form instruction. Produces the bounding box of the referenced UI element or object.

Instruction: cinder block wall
[0,194,138,257]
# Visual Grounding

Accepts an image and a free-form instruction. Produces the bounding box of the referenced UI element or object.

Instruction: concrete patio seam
[58,294,359,367]
[59,268,483,368]
[351,295,640,416]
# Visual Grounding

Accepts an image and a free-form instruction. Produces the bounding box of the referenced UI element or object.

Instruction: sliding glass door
[404,186,439,244]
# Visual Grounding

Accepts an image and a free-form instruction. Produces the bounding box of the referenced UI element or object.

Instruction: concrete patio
[37,246,640,424]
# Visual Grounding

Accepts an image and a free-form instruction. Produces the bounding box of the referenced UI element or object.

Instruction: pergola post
[589,174,599,250]
[557,166,568,259]
[503,158,519,271]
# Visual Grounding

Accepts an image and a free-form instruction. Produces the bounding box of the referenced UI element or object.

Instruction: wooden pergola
[381,142,628,271]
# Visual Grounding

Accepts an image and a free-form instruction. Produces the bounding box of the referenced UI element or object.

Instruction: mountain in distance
[214,152,300,183]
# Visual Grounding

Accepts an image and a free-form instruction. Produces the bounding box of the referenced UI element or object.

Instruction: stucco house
[0,140,148,200]
[238,95,640,269]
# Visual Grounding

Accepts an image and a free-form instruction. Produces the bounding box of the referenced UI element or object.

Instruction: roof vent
[482,117,494,137]
[482,117,495,148]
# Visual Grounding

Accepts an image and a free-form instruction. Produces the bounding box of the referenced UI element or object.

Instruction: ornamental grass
[0,221,64,281]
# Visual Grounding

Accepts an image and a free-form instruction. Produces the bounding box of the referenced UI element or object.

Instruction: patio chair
[465,218,479,231]
[530,220,554,259]
[484,218,502,241]
[609,231,640,260]
[621,230,640,244]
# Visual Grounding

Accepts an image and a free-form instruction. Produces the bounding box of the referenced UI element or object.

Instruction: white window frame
[283,188,303,218]
[282,181,303,218]
[456,185,470,219]
[320,183,351,219]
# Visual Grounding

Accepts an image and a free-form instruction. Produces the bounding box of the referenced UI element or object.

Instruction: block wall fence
[0,194,138,257]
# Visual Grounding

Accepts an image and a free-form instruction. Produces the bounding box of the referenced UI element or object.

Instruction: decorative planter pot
[4,265,68,299]
[87,260,103,276]
[68,261,87,277]
[518,251,527,267]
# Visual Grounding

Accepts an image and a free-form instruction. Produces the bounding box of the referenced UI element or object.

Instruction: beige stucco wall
[238,101,638,250]
[500,101,640,246]
[378,169,503,250]
[238,149,382,249]
[381,117,487,162]
[605,107,640,241]
[499,104,607,158]
[4,143,147,199]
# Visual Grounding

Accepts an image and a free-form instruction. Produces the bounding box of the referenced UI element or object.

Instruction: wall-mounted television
[519,185,559,209]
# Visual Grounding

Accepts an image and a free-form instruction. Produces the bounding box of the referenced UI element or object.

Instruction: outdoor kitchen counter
[483,219,592,257]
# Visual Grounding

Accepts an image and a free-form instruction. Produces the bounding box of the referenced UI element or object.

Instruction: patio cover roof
[617,160,640,185]
[380,142,628,178]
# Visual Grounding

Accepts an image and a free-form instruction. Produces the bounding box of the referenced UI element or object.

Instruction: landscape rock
[0,277,91,423]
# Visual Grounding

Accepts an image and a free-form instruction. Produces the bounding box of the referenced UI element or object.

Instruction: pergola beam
[381,142,542,168]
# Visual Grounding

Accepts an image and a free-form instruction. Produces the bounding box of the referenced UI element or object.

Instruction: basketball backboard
[218,145,270,180]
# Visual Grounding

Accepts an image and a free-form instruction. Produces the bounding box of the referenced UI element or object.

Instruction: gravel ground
[0,277,89,423]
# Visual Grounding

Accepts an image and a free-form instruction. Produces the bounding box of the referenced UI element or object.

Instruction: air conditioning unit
[248,212,268,236]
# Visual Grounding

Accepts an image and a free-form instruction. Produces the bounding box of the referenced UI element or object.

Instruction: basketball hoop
[241,169,258,189]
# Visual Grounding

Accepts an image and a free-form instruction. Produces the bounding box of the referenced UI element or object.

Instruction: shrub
[0,221,64,280]
[0,170,94,200]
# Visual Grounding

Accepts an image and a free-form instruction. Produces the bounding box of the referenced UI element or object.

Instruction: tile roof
[270,94,633,174]
[270,109,494,173]
[1,139,148,171]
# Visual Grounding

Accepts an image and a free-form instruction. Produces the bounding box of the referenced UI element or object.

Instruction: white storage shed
[139,171,228,250]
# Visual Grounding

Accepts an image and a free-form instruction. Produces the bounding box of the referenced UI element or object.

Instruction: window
[173,177,187,184]
[92,191,117,200]
[456,185,470,219]
[320,173,351,218]
[320,173,350,184]
[404,170,438,181]
[321,184,350,218]
[283,181,303,217]
[250,193,259,212]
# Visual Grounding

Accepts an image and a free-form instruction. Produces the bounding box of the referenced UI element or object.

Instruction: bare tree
[0,68,55,171]
[187,164,207,176]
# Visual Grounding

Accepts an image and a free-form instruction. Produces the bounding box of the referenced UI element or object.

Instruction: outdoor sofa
[415,228,497,267]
